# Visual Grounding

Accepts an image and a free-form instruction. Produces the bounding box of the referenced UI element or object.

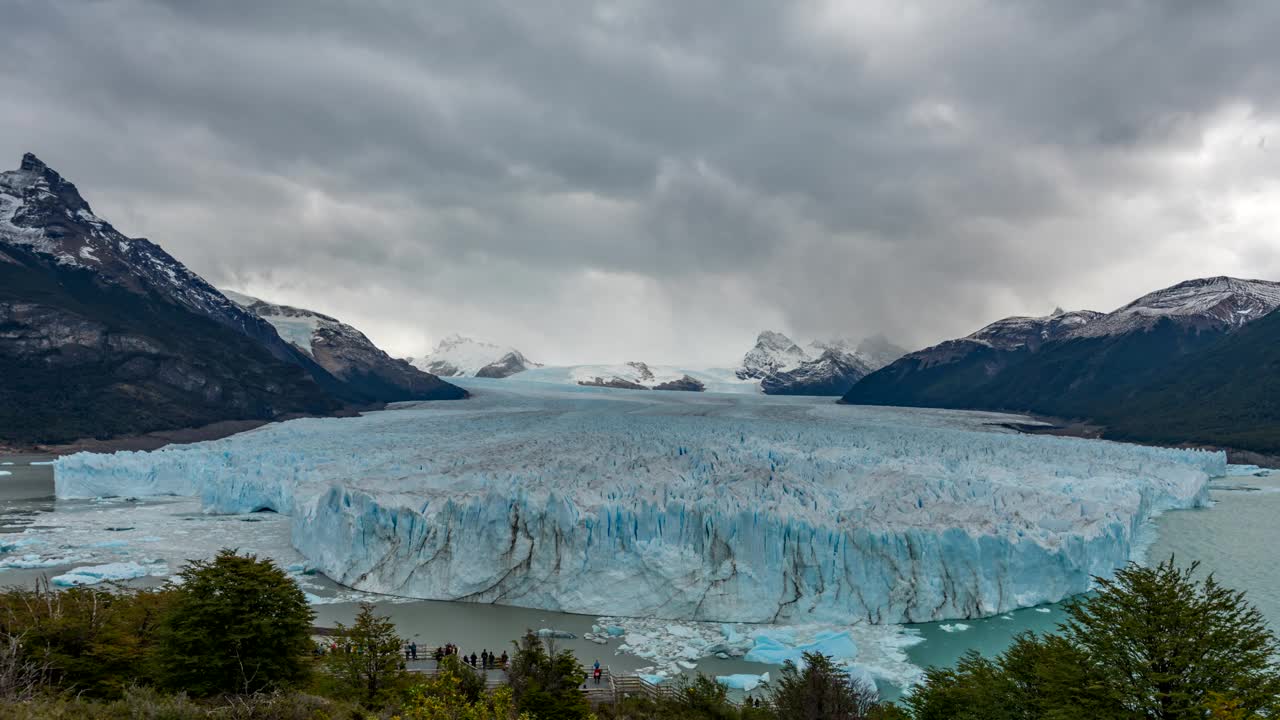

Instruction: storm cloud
[3,0,1279,364]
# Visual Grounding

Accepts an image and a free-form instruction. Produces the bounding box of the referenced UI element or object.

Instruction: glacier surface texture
[55,378,1223,624]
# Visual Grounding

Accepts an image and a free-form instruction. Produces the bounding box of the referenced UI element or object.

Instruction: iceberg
[55,379,1222,624]
[717,673,768,692]
[745,630,858,666]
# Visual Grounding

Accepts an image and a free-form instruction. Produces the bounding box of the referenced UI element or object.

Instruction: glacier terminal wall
[55,380,1222,623]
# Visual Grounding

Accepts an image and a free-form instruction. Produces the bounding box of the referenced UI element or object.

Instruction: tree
[324,602,407,705]
[156,550,314,696]
[769,652,878,720]
[905,558,1280,719]
[1062,559,1280,718]
[671,673,738,719]
[507,630,590,720]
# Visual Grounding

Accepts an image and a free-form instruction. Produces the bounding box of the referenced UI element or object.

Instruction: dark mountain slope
[843,277,1280,453]
[0,248,338,443]
[0,153,462,444]
[1099,307,1280,453]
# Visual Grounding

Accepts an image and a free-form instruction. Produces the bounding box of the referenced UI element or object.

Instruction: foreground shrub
[0,580,174,697]
[0,686,360,719]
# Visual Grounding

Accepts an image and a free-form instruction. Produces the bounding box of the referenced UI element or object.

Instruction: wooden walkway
[314,637,695,708]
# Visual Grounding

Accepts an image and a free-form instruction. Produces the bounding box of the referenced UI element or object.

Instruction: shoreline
[996,417,1280,468]
[0,407,375,458]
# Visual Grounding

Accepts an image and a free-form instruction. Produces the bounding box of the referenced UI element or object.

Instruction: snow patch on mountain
[0,154,296,360]
[409,334,537,378]
[1067,276,1280,339]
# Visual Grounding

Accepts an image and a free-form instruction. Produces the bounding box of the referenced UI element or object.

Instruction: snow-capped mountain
[736,331,810,380]
[0,153,298,362]
[0,153,464,445]
[224,291,458,402]
[0,154,344,444]
[574,362,705,391]
[761,349,873,396]
[962,308,1104,352]
[844,276,1280,453]
[738,330,907,396]
[1067,276,1280,339]
[409,334,538,379]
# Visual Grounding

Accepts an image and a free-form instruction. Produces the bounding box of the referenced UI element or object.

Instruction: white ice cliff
[54,379,1223,624]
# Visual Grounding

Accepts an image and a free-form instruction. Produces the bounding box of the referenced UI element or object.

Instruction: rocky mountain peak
[5,153,92,217]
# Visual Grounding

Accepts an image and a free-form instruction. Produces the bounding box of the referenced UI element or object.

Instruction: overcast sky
[3,1,1279,365]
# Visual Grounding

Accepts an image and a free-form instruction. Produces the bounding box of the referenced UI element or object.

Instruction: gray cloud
[3,0,1279,364]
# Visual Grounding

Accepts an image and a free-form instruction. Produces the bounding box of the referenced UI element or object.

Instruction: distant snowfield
[54,378,1223,628]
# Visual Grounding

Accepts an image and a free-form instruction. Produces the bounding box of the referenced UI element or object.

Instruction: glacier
[54,378,1223,624]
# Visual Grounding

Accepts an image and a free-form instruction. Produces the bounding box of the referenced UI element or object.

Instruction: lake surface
[3,453,1276,701]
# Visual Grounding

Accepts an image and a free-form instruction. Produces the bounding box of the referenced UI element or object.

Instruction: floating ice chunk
[0,538,44,553]
[51,561,166,586]
[1,553,80,569]
[745,630,858,667]
[1226,464,1265,476]
[1034,608,1051,613]
[939,623,971,633]
[29,461,54,466]
[536,628,576,639]
[717,673,768,691]
[638,674,666,685]
[605,625,626,637]
[0,471,11,476]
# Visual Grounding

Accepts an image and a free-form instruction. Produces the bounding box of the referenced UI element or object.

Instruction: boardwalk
[315,638,692,708]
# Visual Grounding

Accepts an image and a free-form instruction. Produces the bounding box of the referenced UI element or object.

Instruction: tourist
[410,641,418,660]
[593,665,602,684]
[434,646,444,662]
[499,651,508,667]
[470,652,478,667]
[481,649,490,668]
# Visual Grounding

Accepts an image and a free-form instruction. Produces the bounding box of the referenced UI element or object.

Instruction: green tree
[1061,559,1280,718]
[507,630,590,720]
[906,558,1280,720]
[156,550,314,696]
[769,652,878,720]
[671,673,739,719]
[324,602,407,705]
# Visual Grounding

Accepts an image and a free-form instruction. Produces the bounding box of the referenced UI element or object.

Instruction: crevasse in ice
[54,379,1223,624]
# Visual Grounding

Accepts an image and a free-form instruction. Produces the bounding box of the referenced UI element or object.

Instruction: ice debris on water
[53,382,1224,625]
[51,560,167,586]
[597,616,923,688]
